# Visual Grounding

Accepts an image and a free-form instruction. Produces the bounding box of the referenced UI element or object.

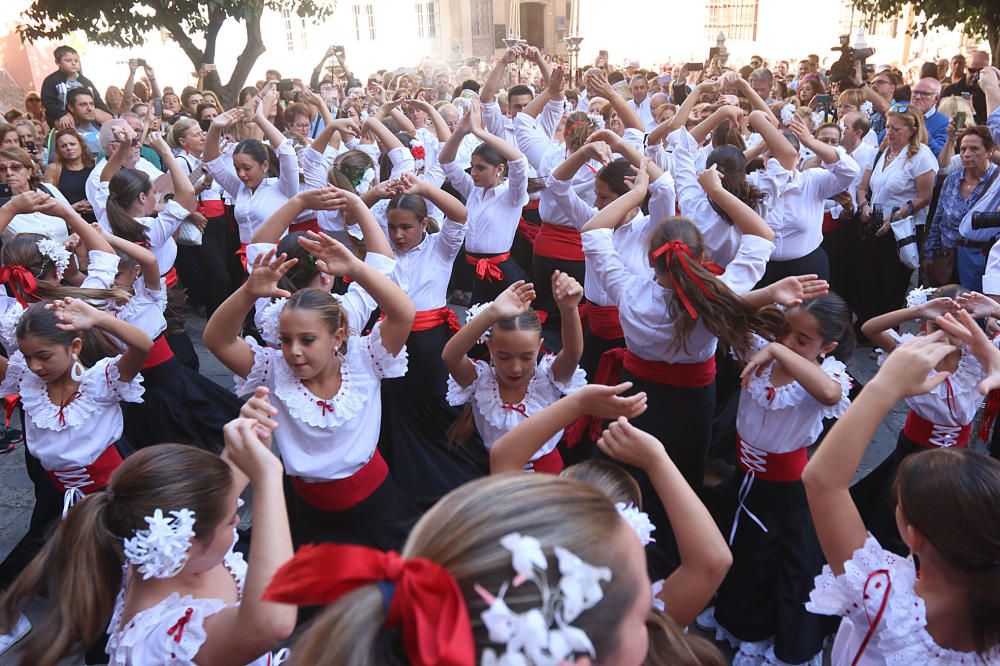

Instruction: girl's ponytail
[106,169,153,244]
[290,586,397,665]
[0,492,122,666]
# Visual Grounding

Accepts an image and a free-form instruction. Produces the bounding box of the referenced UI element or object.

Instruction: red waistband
[45,445,122,493]
[466,252,511,283]
[197,199,225,218]
[822,211,837,233]
[534,223,584,261]
[582,303,623,340]
[291,450,388,512]
[411,307,460,333]
[142,334,175,369]
[162,267,178,289]
[623,350,716,387]
[289,218,320,234]
[903,411,971,449]
[527,447,563,474]
[236,243,248,271]
[737,437,808,482]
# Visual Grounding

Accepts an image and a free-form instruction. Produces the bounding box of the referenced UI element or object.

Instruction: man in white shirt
[628,74,656,132]
[839,111,878,205]
[85,118,164,221]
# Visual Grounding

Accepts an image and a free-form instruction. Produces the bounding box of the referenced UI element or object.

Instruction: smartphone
[136,58,147,68]
[152,97,163,117]
[687,62,704,71]
[277,79,294,93]
[25,141,36,154]
[0,183,12,208]
[708,47,720,60]
[814,94,833,105]
[955,111,967,127]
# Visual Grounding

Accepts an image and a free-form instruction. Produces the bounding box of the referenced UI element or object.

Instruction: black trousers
[0,447,61,588]
[532,254,586,354]
[845,226,913,331]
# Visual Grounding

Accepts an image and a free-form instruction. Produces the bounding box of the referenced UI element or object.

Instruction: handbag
[890,211,919,270]
[176,220,204,246]
[924,249,955,286]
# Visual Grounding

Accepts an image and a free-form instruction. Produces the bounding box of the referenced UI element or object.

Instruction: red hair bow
[0,265,39,307]
[411,145,426,160]
[649,240,717,319]
[263,544,475,666]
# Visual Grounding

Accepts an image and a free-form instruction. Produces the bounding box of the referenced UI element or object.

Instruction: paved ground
[0,314,927,665]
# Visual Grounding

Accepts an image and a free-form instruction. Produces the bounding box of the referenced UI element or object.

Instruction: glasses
[112,138,142,148]
[910,90,937,98]
[0,164,26,173]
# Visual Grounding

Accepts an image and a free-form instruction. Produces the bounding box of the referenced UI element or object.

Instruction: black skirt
[756,245,830,289]
[713,474,831,664]
[468,253,528,303]
[532,254,586,354]
[122,355,241,453]
[379,323,489,510]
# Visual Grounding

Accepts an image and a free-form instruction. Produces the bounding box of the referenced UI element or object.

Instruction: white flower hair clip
[355,168,377,195]
[906,286,935,309]
[615,502,655,546]
[586,112,605,130]
[465,301,494,344]
[860,100,874,119]
[259,297,287,346]
[478,532,612,666]
[811,110,827,128]
[123,508,196,580]
[780,103,797,126]
[37,238,71,281]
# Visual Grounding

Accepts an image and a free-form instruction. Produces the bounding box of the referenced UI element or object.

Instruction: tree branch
[150,1,207,67]
[222,7,267,107]
[203,7,227,64]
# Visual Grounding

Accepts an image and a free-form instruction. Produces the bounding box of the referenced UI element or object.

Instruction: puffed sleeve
[360,321,408,380]
[86,356,145,405]
[82,250,123,290]
[232,337,279,395]
[0,351,27,397]
[446,359,489,406]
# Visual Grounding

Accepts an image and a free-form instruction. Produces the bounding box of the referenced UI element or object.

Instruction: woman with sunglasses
[0,146,73,245]
[851,105,938,334]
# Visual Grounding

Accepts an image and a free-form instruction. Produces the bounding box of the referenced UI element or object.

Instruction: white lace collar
[270,336,373,428]
[745,356,850,410]
[472,355,585,431]
[18,355,137,431]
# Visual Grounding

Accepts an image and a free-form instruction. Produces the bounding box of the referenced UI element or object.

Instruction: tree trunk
[989,22,1000,68]
[220,10,267,108]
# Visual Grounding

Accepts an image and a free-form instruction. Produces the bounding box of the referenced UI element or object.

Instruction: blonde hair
[938,96,976,130]
[836,88,866,110]
[288,474,641,665]
[883,106,928,158]
[167,117,200,149]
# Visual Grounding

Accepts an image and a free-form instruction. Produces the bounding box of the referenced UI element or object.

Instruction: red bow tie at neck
[0,265,39,307]
[263,544,475,666]
[648,240,716,319]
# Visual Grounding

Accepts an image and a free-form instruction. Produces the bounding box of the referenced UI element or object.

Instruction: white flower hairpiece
[479,532,612,666]
[811,110,827,128]
[860,100,874,119]
[123,508,196,580]
[906,286,936,309]
[586,113,605,130]
[355,168,377,195]
[780,103,797,126]
[615,502,655,546]
[465,301,494,344]
[37,238,71,281]
[259,297,287,347]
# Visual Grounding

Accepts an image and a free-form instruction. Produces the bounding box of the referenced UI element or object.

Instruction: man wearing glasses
[943,51,990,124]
[862,69,900,141]
[910,77,948,156]
[84,118,163,221]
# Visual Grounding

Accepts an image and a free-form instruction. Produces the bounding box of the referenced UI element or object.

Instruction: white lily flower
[500,533,548,581]
[554,546,612,622]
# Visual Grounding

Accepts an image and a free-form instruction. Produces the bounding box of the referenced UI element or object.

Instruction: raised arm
[481,46,522,104]
[980,67,1000,116]
[467,98,523,162]
[550,270,584,383]
[749,109,798,171]
[310,117,360,155]
[362,115,405,152]
[49,298,153,382]
[96,227,160,291]
[730,71,777,121]
[552,141,611,182]
[587,69,643,132]
[120,60,138,116]
[740,342,842,405]
[406,99,451,143]
[203,108,245,165]
[689,104,743,146]
[598,418,732,627]
[648,79,718,146]
[580,162,647,232]
[251,92,285,150]
[490,383,647,473]
[442,281,536,387]
[698,166,774,241]
[438,109,471,166]
[802,334,954,573]
[299,232,413,353]
[147,132,196,212]
[788,117,839,165]
[397,172,467,223]
[861,298,959,352]
[44,198,115,255]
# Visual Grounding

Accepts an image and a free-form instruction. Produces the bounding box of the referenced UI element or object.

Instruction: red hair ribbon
[0,265,39,307]
[263,544,475,666]
[648,241,716,319]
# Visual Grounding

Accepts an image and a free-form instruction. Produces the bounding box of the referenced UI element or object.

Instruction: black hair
[234,139,279,178]
[792,293,855,361]
[471,143,508,178]
[106,168,153,243]
[597,158,651,214]
[781,129,801,155]
[508,85,533,99]
[276,232,321,293]
[66,88,94,108]
[705,145,766,222]
[379,131,415,182]
[387,193,438,232]
[16,302,121,368]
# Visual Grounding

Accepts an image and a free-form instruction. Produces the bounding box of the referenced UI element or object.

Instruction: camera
[971,211,1000,230]
[828,34,875,84]
[277,79,295,93]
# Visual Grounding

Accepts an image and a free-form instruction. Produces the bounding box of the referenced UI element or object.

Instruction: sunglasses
[889,103,910,113]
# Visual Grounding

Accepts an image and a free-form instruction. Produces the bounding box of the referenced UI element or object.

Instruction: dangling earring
[70,353,84,382]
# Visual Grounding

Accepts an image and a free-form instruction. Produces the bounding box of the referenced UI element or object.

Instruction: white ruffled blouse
[233,323,407,481]
[0,354,143,470]
[106,548,272,666]
[807,534,1000,665]
[737,337,852,452]
[108,277,168,340]
[446,354,587,467]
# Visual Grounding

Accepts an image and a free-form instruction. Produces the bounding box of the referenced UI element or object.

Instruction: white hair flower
[500,532,548,582]
[465,301,494,344]
[37,238,71,281]
[780,103,797,126]
[615,502,656,545]
[123,508,196,580]
[554,546,612,623]
[586,112,605,130]
[860,100,874,118]
[906,286,935,309]
[355,168,377,195]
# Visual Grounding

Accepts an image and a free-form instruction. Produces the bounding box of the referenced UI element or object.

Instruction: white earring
[70,353,84,382]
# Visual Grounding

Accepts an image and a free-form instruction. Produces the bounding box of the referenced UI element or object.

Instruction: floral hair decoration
[37,238,71,281]
[906,285,935,310]
[478,532,612,665]
[616,502,655,546]
[859,100,874,119]
[465,301,494,344]
[780,103,797,126]
[123,508,197,580]
[353,167,377,195]
[410,138,426,162]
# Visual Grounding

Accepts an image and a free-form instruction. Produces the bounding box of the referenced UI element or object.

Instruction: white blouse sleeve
[718,234,775,294]
[545,173,598,229]
[446,359,489,406]
[204,153,244,200]
[911,145,940,178]
[0,297,23,353]
[301,146,331,189]
[232,337,279,395]
[818,356,852,419]
[581,228,643,305]
[807,148,861,200]
[144,200,191,249]
[537,99,565,140]
[647,171,676,227]
[432,218,468,264]
[86,356,145,405]
[0,351,27,397]
[538,353,587,395]
[442,160,475,200]
[360,321,408,380]
[504,156,530,208]
[481,101,507,140]
[387,146,416,180]
[275,140,300,199]
[513,112,552,174]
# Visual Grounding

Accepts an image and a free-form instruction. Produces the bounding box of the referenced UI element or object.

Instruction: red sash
[527,447,563,474]
[291,450,389,512]
[411,307,460,333]
[289,218,321,234]
[142,334,175,369]
[516,201,541,244]
[534,223,584,262]
[737,436,808,482]
[236,243,248,271]
[581,303,623,340]
[197,199,225,219]
[902,411,971,449]
[45,444,123,493]
[466,252,511,283]
[821,211,837,233]
[623,350,716,387]
[162,267,178,289]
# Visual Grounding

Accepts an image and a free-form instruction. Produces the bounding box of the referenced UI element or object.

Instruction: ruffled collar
[473,355,573,431]
[929,347,983,399]
[19,355,125,431]
[270,336,373,428]
[745,356,850,411]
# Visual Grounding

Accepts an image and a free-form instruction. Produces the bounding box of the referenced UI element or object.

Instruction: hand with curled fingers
[240,386,279,444]
[597,417,669,472]
[244,249,298,299]
[223,416,284,483]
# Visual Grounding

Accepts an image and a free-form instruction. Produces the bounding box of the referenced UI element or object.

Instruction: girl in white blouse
[204,234,415,550]
[442,278,587,474]
[202,93,300,262]
[704,294,853,666]
[803,315,1000,666]
[439,98,530,303]
[0,415,295,666]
